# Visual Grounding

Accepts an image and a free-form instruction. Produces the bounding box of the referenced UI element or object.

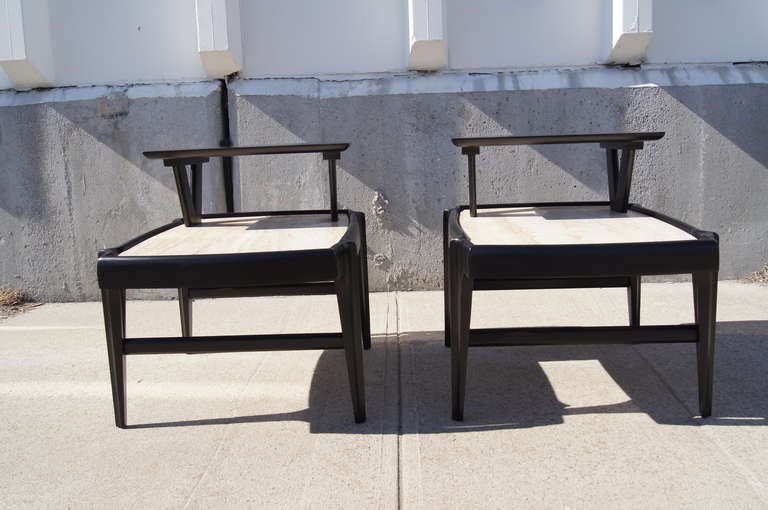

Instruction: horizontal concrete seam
[230,63,768,98]
[0,325,102,331]
[0,80,220,107]
[3,63,766,105]
[395,291,403,510]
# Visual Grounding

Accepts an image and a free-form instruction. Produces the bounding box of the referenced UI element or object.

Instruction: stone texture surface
[233,80,768,292]
[0,84,225,301]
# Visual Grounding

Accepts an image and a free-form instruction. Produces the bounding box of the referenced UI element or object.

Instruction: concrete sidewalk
[1,282,766,508]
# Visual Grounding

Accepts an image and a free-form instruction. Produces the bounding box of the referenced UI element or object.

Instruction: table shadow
[129,320,768,432]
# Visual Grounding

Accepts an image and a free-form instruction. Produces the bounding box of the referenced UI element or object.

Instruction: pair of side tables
[97,132,719,428]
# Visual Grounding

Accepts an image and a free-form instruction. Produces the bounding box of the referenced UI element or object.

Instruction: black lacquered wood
[151,145,348,223]
[191,162,203,214]
[474,277,632,291]
[358,213,372,350]
[693,270,718,417]
[336,243,367,423]
[178,288,192,337]
[469,240,718,279]
[101,288,127,428]
[218,78,235,213]
[454,133,661,215]
[98,140,370,426]
[324,152,340,222]
[451,259,472,421]
[469,325,698,347]
[189,283,335,299]
[461,146,480,217]
[171,163,201,226]
[452,132,664,147]
[628,276,641,327]
[99,247,339,289]
[606,148,619,206]
[443,210,452,348]
[614,148,636,212]
[144,143,349,161]
[124,333,344,354]
[445,132,719,421]
[450,203,719,280]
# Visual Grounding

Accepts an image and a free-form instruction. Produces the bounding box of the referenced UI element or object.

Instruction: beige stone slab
[120,214,349,256]
[459,206,696,245]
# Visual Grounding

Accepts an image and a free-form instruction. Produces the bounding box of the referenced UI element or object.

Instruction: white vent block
[195,0,242,78]
[0,0,54,90]
[606,0,653,65]
[408,0,446,71]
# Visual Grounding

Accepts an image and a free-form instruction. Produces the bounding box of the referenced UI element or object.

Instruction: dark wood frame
[97,144,370,427]
[444,133,719,420]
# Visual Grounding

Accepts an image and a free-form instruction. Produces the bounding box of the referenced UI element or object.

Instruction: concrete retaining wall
[0,82,225,301]
[1,65,766,300]
[233,67,768,292]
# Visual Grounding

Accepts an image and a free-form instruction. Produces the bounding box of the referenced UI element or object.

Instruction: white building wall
[1,0,767,90]
[48,0,207,87]
[445,0,610,69]
[648,0,768,64]
[239,0,408,77]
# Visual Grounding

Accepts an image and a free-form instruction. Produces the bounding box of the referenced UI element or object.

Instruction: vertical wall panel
[648,0,768,64]
[48,0,206,87]
[240,0,408,77]
[445,0,610,69]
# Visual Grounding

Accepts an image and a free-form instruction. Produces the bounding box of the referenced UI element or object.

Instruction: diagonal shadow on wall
[235,93,464,239]
[234,91,471,289]
[0,104,53,222]
[665,80,768,169]
[0,86,225,299]
[458,87,676,207]
[462,82,768,213]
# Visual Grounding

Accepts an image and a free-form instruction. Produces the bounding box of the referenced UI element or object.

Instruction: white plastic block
[606,32,653,65]
[606,0,652,65]
[195,0,242,78]
[0,0,54,90]
[408,0,446,71]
